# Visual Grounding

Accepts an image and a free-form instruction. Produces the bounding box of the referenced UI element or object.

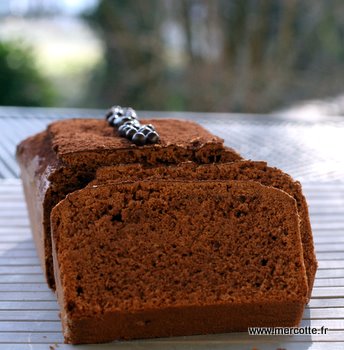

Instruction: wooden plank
[0,220,30,227]
[0,258,40,266]
[315,252,344,260]
[301,189,344,195]
[0,243,35,251]
[0,228,31,235]
[0,292,55,301]
[312,228,344,234]
[0,251,38,258]
[314,278,344,287]
[311,287,344,298]
[0,237,33,244]
[0,301,58,310]
[0,284,50,292]
[300,319,344,329]
[0,202,27,208]
[0,195,25,200]
[311,223,344,230]
[0,232,32,238]
[0,266,42,274]
[304,307,344,319]
[314,237,344,244]
[315,269,344,278]
[0,321,61,332]
[318,261,344,269]
[0,150,16,179]
[0,332,63,343]
[0,188,25,195]
[310,215,344,223]
[308,199,344,207]
[0,275,45,283]
[0,310,59,321]
[0,182,23,188]
[0,211,30,218]
[313,244,344,252]
[308,298,343,309]
[309,207,344,214]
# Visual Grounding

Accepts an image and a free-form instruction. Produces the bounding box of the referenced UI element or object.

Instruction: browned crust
[62,301,305,344]
[16,131,55,284]
[48,119,224,156]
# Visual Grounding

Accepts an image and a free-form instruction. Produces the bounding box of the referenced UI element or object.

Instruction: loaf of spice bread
[16,116,316,344]
[16,118,242,288]
[51,180,308,344]
[93,161,317,300]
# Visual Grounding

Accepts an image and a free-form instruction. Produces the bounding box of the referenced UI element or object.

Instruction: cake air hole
[111,213,122,222]
[261,259,268,266]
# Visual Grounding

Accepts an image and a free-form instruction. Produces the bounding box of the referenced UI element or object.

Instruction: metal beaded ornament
[105,106,160,146]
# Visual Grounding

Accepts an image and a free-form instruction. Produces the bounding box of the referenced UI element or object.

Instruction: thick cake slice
[51,180,308,344]
[16,118,242,289]
[94,161,317,300]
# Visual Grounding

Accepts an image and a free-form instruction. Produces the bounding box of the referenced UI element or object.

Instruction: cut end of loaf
[51,180,308,343]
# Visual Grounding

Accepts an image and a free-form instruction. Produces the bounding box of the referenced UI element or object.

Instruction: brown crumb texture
[16,118,241,289]
[93,160,317,300]
[52,180,308,344]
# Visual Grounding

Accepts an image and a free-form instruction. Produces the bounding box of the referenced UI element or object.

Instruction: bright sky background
[0,0,102,106]
[0,0,103,75]
[59,0,99,15]
[0,0,99,16]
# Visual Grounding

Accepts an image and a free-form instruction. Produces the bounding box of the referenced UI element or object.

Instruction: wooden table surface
[0,107,343,349]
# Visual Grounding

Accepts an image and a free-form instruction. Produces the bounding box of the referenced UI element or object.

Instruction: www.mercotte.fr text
[248,326,328,336]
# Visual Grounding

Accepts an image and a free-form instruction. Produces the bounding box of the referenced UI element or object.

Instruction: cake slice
[51,180,308,344]
[93,161,317,300]
[16,118,242,288]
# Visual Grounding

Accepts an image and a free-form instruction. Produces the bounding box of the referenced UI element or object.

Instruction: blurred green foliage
[2,1,343,112]
[85,0,164,110]
[0,41,55,106]
[85,0,344,113]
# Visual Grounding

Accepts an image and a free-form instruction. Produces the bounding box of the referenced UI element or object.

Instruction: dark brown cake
[93,161,317,300]
[51,180,308,344]
[16,118,242,288]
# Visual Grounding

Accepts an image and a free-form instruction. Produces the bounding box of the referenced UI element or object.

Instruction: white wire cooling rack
[0,107,343,349]
[1,180,344,349]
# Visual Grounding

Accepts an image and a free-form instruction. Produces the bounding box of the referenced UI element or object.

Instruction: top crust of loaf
[48,118,223,155]
[17,118,242,169]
